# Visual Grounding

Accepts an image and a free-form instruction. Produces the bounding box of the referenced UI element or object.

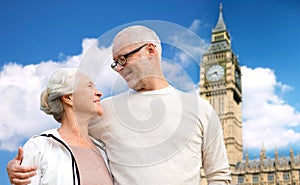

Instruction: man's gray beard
[126,59,154,91]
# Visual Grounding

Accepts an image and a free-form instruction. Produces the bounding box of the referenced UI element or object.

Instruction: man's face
[113,43,154,90]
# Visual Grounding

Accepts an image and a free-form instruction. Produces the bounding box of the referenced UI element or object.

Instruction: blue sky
[1,0,300,184]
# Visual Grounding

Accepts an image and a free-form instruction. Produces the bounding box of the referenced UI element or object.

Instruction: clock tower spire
[214,3,226,33]
[200,3,243,170]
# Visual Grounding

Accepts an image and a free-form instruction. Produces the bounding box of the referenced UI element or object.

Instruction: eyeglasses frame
[111,43,148,70]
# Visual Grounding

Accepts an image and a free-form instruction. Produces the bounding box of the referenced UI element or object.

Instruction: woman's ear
[61,94,73,106]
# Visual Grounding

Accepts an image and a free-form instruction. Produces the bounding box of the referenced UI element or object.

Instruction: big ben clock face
[206,64,225,82]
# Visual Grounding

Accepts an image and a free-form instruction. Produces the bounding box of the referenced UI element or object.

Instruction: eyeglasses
[111,43,148,71]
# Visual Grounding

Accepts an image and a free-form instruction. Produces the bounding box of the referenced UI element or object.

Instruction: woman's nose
[95,89,102,97]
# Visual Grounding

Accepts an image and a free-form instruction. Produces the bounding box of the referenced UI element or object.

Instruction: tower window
[215,35,224,41]
[268,173,274,182]
[283,171,290,182]
[238,175,244,184]
[252,174,259,183]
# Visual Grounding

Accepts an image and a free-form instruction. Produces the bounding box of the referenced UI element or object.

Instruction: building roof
[235,153,300,171]
[205,40,231,54]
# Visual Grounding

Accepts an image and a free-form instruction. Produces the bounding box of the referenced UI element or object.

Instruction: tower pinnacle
[213,3,227,32]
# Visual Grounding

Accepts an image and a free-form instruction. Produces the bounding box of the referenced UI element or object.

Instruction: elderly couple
[7,25,231,185]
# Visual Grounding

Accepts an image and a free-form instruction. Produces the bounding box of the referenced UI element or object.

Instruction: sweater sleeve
[202,107,231,184]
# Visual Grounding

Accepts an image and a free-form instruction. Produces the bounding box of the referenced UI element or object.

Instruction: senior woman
[12,68,113,185]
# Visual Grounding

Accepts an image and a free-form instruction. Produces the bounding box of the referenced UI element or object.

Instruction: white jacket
[22,129,111,185]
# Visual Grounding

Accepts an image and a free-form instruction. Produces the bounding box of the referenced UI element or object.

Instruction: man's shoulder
[175,89,211,106]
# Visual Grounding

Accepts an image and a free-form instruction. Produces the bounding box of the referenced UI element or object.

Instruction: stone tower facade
[199,3,243,169]
[199,4,300,185]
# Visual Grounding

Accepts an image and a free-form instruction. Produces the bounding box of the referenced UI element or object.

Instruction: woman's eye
[88,83,95,88]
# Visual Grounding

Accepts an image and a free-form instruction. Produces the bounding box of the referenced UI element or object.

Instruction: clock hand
[209,71,218,76]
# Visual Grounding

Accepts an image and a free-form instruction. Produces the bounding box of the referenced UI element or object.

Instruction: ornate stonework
[200,3,243,169]
[234,147,300,184]
[199,4,300,185]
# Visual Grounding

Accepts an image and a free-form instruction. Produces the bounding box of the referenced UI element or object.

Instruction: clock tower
[200,3,242,169]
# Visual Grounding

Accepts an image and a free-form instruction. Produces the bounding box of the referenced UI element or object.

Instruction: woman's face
[72,73,103,117]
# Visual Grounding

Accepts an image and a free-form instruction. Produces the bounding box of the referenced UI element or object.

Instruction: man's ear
[61,94,73,106]
[147,43,157,57]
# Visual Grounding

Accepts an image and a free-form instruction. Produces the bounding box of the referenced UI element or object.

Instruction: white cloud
[162,59,197,92]
[189,20,201,32]
[0,25,206,151]
[1,25,300,155]
[0,38,119,151]
[79,38,124,96]
[242,66,300,150]
[166,19,208,67]
[0,63,59,151]
[0,28,206,151]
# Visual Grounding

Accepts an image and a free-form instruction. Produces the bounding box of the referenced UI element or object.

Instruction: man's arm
[202,108,231,184]
[6,147,37,185]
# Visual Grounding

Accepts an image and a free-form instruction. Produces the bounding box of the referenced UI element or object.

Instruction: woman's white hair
[40,68,78,123]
